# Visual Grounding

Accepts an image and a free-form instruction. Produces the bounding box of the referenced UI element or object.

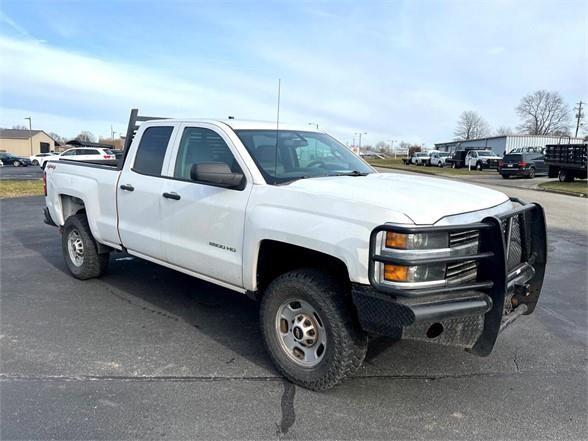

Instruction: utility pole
[574,101,584,138]
[24,117,33,155]
[355,132,367,149]
[389,139,396,158]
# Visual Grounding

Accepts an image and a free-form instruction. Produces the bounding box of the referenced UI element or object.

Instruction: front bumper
[351,198,547,356]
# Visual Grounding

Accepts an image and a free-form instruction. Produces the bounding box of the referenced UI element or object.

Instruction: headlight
[381,232,449,286]
[384,263,446,283]
[385,231,448,250]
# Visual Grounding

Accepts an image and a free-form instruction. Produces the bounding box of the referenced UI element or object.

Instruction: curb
[535,186,587,198]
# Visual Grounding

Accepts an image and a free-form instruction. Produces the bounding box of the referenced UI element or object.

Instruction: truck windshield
[235,130,373,184]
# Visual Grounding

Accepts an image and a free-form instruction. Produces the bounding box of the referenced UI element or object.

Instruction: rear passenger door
[533,154,547,174]
[160,123,251,287]
[117,124,178,260]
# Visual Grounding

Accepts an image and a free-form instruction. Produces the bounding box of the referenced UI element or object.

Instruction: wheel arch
[252,240,351,297]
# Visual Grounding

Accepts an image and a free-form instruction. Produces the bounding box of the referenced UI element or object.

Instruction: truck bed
[545,143,587,170]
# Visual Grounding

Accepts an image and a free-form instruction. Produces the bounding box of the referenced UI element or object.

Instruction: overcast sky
[1,0,586,145]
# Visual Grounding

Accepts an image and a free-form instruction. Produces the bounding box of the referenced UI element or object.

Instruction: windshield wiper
[333,171,370,177]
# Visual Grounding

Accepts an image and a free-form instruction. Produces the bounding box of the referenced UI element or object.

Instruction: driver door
[160,123,252,287]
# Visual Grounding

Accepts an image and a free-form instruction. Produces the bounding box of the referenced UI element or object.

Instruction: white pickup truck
[44,109,547,390]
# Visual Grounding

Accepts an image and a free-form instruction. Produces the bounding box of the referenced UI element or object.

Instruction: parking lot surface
[0,165,43,180]
[1,182,587,439]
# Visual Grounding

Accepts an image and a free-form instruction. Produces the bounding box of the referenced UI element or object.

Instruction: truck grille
[449,230,479,248]
[503,215,524,271]
[447,230,480,284]
[446,260,478,284]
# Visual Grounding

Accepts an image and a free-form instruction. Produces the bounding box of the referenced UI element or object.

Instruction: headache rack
[364,197,547,355]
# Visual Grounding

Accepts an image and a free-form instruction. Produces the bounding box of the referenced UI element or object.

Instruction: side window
[133,126,174,176]
[173,127,240,180]
[62,149,76,156]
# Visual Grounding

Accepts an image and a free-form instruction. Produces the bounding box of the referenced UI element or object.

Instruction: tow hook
[511,283,531,307]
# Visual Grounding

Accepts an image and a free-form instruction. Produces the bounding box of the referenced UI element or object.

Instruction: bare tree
[454,111,491,140]
[12,124,28,130]
[49,132,66,144]
[75,131,96,143]
[495,126,514,136]
[516,90,571,135]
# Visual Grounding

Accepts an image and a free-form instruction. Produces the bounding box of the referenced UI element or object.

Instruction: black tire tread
[260,268,367,391]
[62,214,109,279]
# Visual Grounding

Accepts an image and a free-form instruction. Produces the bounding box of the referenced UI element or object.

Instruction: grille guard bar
[367,197,547,356]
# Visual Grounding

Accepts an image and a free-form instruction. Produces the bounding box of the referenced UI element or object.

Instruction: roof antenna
[273,78,281,184]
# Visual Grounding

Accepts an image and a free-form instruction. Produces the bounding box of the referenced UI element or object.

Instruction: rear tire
[32,159,39,166]
[527,167,536,179]
[501,174,510,179]
[260,269,367,391]
[559,170,574,182]
[13,160,21,167]
[62,214,109,279]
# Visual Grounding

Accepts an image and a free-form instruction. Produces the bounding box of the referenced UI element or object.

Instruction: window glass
[235,130,372,184]
[62,149,76,156]
[174,127,240,180]
[133,126,173,176]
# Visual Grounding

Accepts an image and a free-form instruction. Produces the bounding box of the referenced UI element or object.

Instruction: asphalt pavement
[0,165,43,180]
[1,185,587,439]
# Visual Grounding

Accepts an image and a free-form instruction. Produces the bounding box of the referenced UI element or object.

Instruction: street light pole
[355,132,367,149]
[308,122,319,129]
[25,117,33,156]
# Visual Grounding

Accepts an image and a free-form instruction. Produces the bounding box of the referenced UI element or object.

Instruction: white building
[435,135,585,155]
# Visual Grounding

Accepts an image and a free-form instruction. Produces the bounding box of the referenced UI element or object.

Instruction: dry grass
[538,180,587,197]
[367,158,488,176]
[0,180,44,199]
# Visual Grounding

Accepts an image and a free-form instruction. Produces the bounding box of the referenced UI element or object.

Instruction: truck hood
[286,172,510,225]
[479,155,502,160]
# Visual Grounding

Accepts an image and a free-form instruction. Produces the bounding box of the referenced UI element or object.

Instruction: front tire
[260,269,367,391]
[62,214,109,279]
[476,162,483,171]
[32,159,39,166]
[13,160,21,167]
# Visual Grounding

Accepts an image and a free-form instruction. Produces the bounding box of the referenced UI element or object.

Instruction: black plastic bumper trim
[43,207,58,227]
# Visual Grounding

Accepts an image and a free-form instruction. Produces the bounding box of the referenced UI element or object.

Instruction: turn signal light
[384,264,408,282]
[385,232,407,249]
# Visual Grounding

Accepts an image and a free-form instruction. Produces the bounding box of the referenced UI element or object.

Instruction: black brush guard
[351,198,547,356]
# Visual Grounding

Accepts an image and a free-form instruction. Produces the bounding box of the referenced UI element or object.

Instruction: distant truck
[545,143,587,182]
[446,148,501,170]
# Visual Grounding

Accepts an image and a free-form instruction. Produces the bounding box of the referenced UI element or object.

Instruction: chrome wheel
[275,299,327,367]
[67,229,84,267]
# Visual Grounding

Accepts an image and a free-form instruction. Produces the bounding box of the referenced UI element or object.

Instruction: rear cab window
[133,126,174,176]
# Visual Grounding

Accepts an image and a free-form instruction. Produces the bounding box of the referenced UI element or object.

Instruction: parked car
[545,143,587,182]
[464,150,502,170]
[0,152,32,167]
[498,153,547,179]
[411,151,431,166]
[43,108,547,391]
[429,151,450,167]
[30,152,58,167]
[55,147,117,164]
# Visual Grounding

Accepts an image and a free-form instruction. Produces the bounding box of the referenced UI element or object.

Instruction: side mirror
[190,162,244,188]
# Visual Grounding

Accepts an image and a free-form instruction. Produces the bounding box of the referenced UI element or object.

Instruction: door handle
[120,184,134,191]
[162,192,181,200]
